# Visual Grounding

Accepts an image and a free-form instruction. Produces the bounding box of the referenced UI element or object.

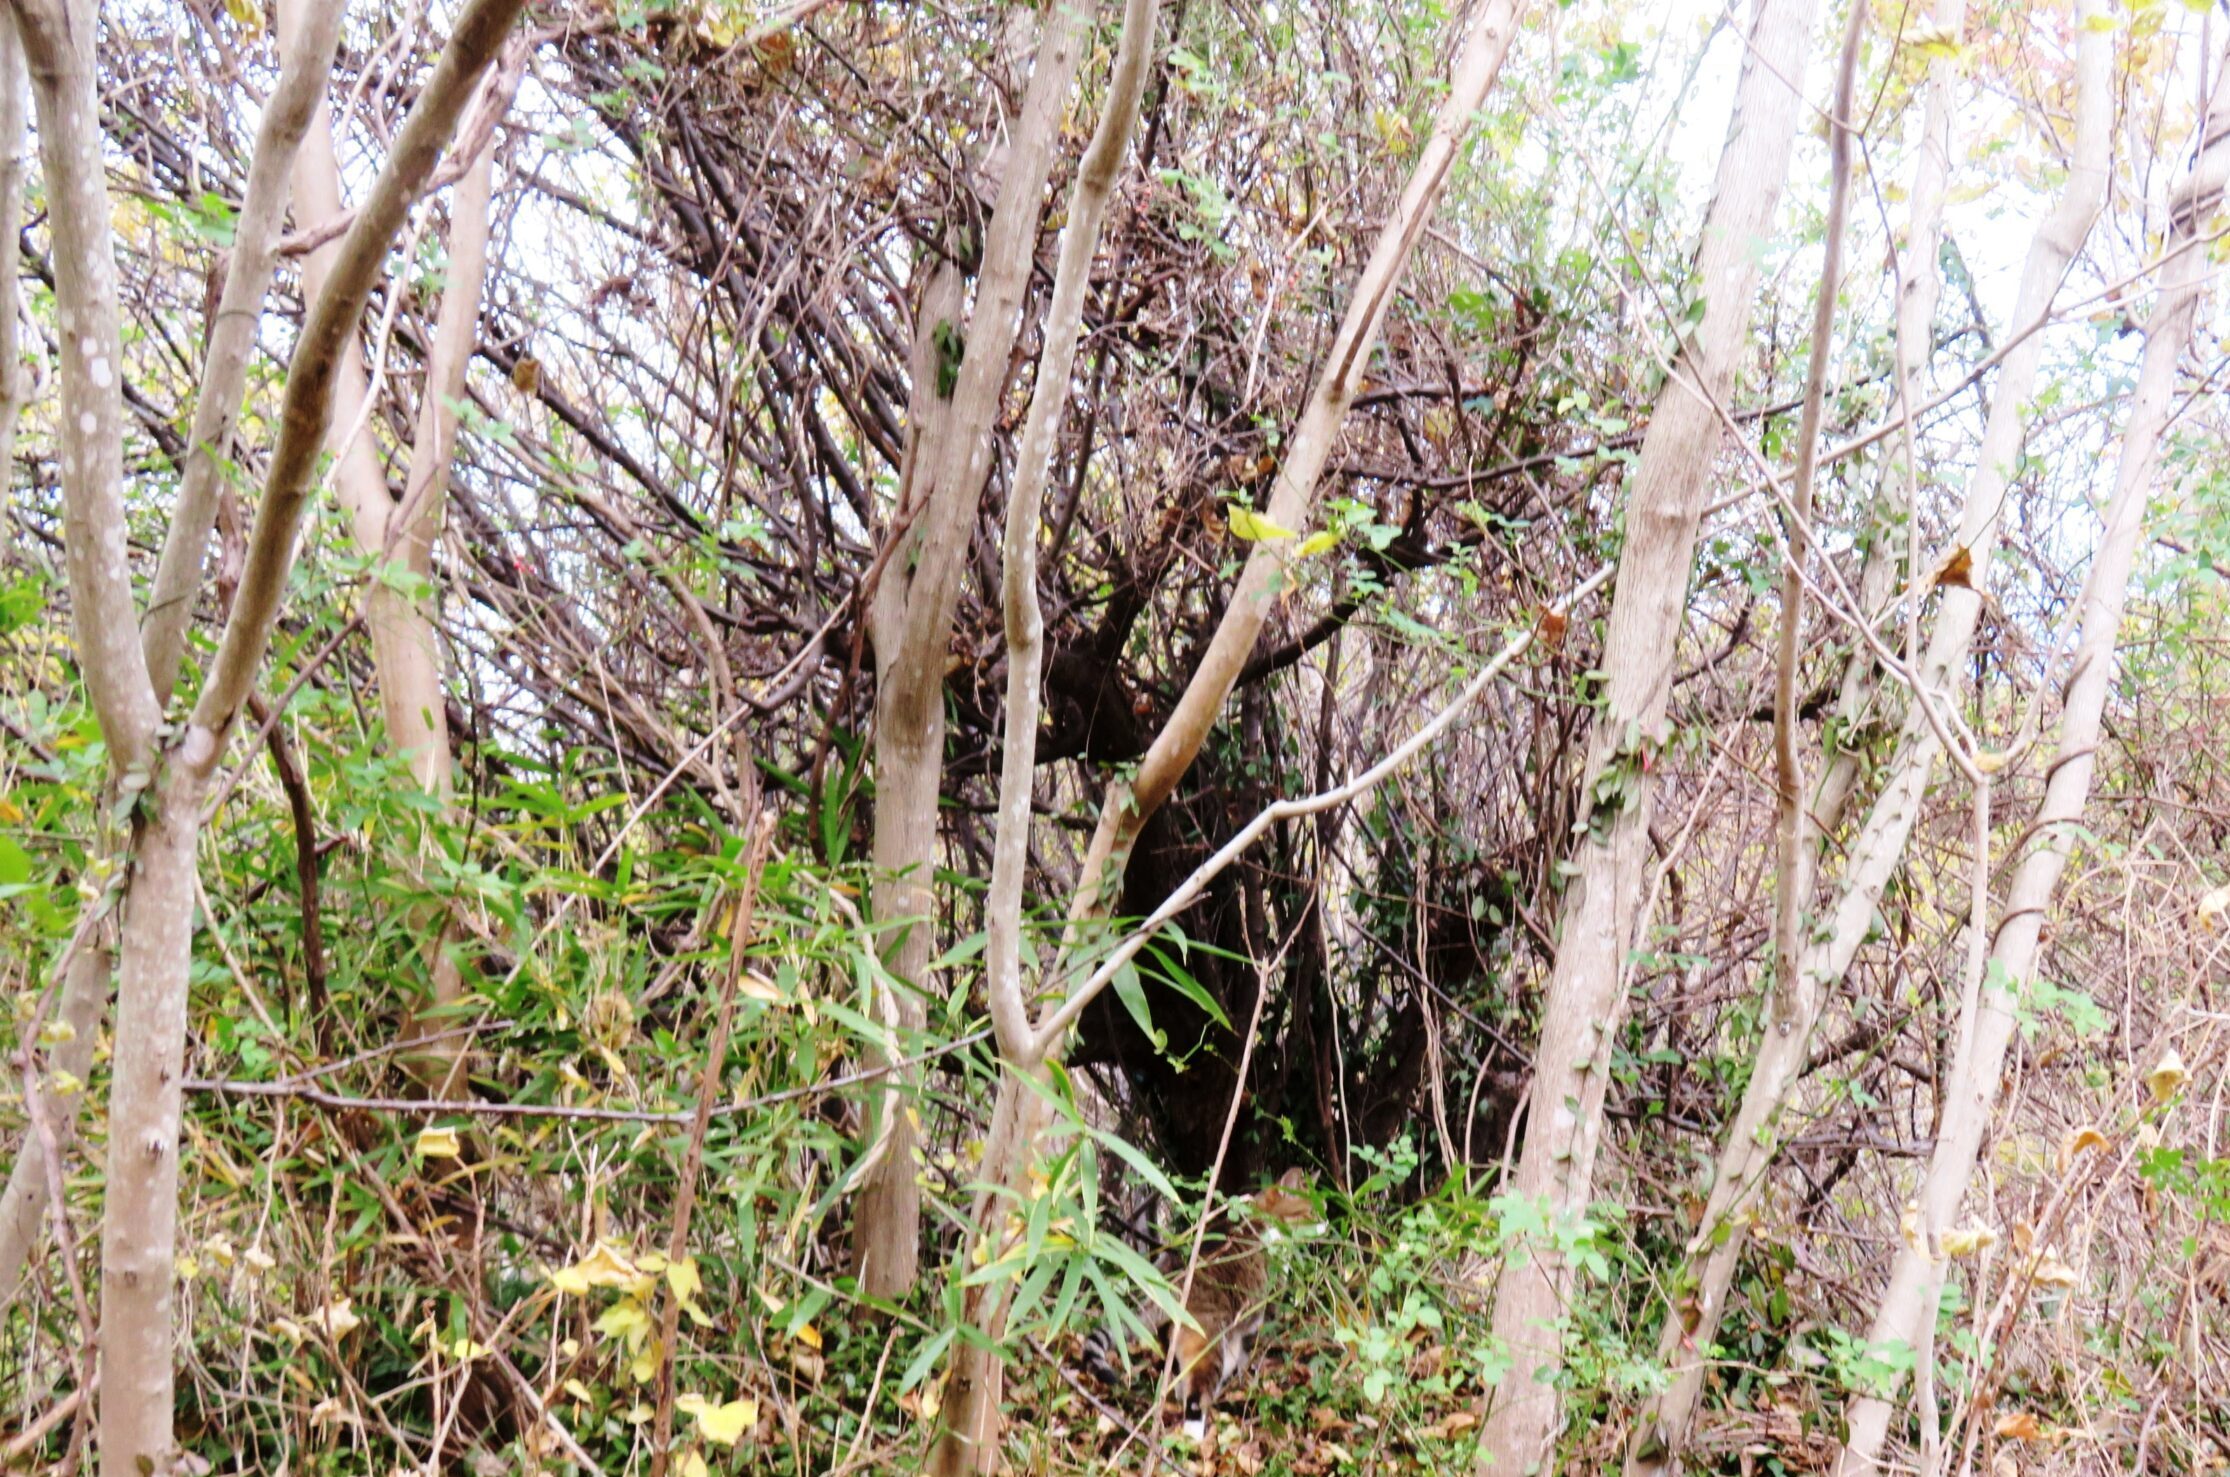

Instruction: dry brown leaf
[1995,1410,2045,1441]
[1936,545,1975,588]
[2059,1126,2111,1172]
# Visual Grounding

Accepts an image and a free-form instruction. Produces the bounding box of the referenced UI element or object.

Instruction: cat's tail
[1075,1298,1174,1386]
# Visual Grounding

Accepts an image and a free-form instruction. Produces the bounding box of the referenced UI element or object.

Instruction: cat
[1079,1167,1319,1439]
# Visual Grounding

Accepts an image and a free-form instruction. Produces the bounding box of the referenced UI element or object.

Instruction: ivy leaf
[677,1392,760,1446]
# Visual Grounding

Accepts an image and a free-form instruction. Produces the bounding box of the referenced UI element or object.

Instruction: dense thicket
[2,0,2226,1473]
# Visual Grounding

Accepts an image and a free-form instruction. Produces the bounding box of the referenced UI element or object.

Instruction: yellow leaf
[1940,1224,1999,1258]
[667,1256,704,1304]
[1899,1202,1925,1256]
[415,1126,462,1160]
[36,1019,75,1047]
[1226,506,1297,543]
[625,1402,655,1424]
[48,1070,82,1097]
[2147,1048,2190,1103]
[679,1393,760,1446]
[2028,1251,2080,1289]
[1905,19,1964,59]
[628,1336,662,1384]
[562,1379,594,1404]
[222,0,264,34]
[793,1322,823,1350]
[1296,530,1340,558]
[550,1242,641,1295]
[595,1296,653,1347]
[2081,11,2116,30]
[448,1337,491,1362]
[1973,748,2011,775]
[739,972,781,1002]
[175,1253,200,1279]
[680,1452,710,1477]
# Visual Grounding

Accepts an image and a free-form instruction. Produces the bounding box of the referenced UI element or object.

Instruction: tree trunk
[4,0,530,1463]
[850,0,1094,1301]
[287,1,510,1092]
[0,0,349,1318]
[0,10,23,566]
[1835,30,2230,1472]
[1474,0,1818,1467]
[930,0,1531,1465]
[1624,9,2109,1468]
[925,0,1161,1458]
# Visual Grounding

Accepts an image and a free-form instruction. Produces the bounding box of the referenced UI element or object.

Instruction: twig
[184,1025,997,1121]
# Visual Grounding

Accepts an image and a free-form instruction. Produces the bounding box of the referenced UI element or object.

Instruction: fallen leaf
[1995,1410,2045,1440]
[1535,606,1569,649]
[415,1126,462,1160]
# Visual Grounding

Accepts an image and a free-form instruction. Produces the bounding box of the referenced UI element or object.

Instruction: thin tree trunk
[850,0,1094,1301]
[932,0,1530,1466]
[1835,30,2230,1473]
[287,3,512,1093]
[3,0,529,1464]
[140,0,350,702]
[0,0,349,1319]
[1806,0,1962,836]
[926,0,1159,1460]
[1474,0,1819,1466]
[0,10,23,565]
[1625,11,2110,1468]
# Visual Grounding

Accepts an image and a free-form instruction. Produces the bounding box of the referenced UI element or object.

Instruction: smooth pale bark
[141,0,350,702]
[1474,0,1818,1467]
[0,4,59,1313]
[926,0,1158,1463]
[851,0,1093,1300]
[11,0,528,1466]
[0,11,22,564]
[852,255,960,1300]
[0,0,351,1316]
[1835,32,2230,1473]
[932,1,1530,1467]
[288,7,513,1093]
[10,0,159,771]
[1626,12,2111,1470]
